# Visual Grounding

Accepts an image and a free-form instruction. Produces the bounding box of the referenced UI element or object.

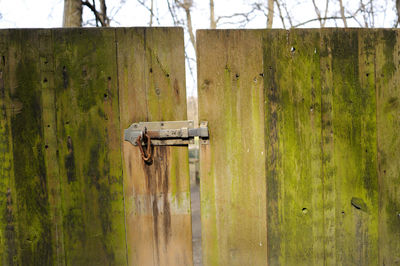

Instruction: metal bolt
[155,88,161,95]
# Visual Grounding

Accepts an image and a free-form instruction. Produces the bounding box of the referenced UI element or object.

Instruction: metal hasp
[124,120,209,146]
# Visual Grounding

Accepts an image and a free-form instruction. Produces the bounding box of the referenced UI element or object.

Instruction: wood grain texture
[376,29,400,265]
[197,28,387,266]
[264,29,324,266]
[0,27,192,266]
[6,29,54,265]
[0,29,18,266]
[53,28,126,265]
[320,28,336,266]
[329,29,378,265]
[197,30,267,266]
[39,30,66,266]
[117,28,193,266]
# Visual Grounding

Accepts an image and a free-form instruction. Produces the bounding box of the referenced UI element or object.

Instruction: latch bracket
[124,120,209,146]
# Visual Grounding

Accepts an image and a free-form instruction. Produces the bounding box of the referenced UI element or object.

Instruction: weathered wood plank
[0,30,18,266]
[197,30,267,266]
[53,28,126,265]
[320,29,336,265]
[320,28,336,266]
[376,29,400,265]
[264,29,324,265]
[6,29,53,265]
[39,30,66,266]
[328,29,378,265]
[117,27,193,266]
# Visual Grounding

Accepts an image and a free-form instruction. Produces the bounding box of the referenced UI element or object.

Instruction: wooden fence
[198,29,400,266]
[0,28,192,266]
[0,28,399,266]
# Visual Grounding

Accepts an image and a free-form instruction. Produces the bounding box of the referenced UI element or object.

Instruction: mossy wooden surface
[198,29,397,265]
[264,29,324,265]
[52,28,126,265]
[0,27,192,266]
[117,28,193,266]
[329,29,378,265]
[5,30,54,265]
[0,30,18,266]
[39,30,66,266]
[0,28,143,266]
[376,29,400,265]
[197,30,267,266]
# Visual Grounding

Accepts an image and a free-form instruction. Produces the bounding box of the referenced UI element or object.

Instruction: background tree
[63,0,82,27]
[63,0,110,27]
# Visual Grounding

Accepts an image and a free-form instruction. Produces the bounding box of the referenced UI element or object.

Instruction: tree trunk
[267,0,274,28]
[396,0,400,26]
[185,7,196,52]
[210,0,216,29]
[63,0,82,27]
[99,0,109,26]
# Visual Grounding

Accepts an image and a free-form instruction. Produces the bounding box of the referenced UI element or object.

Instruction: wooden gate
[0,28,192,266]
[197,29,400,266]
[0,27,399,266]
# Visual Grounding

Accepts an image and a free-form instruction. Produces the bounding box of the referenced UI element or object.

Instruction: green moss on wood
[52,28,126,266]
[10,30,53,266]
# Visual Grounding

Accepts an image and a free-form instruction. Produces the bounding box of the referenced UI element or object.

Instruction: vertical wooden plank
[264,29,324,265]
[197,30,267,266]
[320,28,336,266]
[0,30,19,266]
[117,28,193,266]
[39,30,66,266]
[53,28,126,265]
[116,28,153,266]
[328,29,378,265]
[376,29,400,265]
[357,29,379,264]
[264,29,285,266]
[6,29,53,265]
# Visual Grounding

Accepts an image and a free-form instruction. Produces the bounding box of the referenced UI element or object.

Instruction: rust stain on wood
[117,28,193,266]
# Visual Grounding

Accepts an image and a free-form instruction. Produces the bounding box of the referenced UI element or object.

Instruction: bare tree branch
[108,1,126,22]
[338,0,348,27]
[82,0,109,27]
[92,0,99,26]
[397,0,400,27]
[369,0,375,27]
[345,8,363,27]
[215,7,258,25]
[150,0,154,26]
[275,0,286,29]
[176,0,196,52]
[322,0,330,27]
[137,0,161,26]
[167,0,180,25]
[311,0,323,27]
[282,1,293,28]
[359,0,369,27]
[100,0,109,26]
[294,15,353,28]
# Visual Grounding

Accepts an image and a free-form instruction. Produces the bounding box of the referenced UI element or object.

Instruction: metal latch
[124,120,209,146]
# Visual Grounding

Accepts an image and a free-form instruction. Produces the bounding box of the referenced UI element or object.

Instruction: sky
[0,0,397,96]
